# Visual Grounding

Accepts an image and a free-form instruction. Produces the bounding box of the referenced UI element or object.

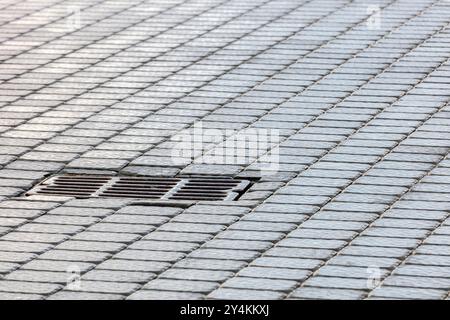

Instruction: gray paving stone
[115,250,184,262]
[0,292,44,300]
[217,230,285,242]
[289,229,357,240]
[383,275,450,289]
[229,221,296,232]
[82,270,156,283]
[290,287,365,300]
[243,212,308,224]
[393,264,450,278]
[416,244,450,255]
[208,288,285,300]
[143,279,218,293]
[369,287,446,299]
[39,250,111,263]
[303,276,370,290]
[383,209,447,221]
[17,223,84,235]
[55,241,127,253]
[0,262,19,273]
[223,276,297,292]
[238,267,311,281]
[190,249,260,261]
[203,239,271,251]
[65,280,140,294]
[97,259,170,273]
[351,236,422,249]
[72,231,140,243]
[48,207,113,217]
[0,217,27,227]
[0,200,59,210]
[0,280,62,295]
[372,218,439,230]
[160,269,233,282]
[87,223,156,235]
[330,255,401,268]
[0,209,43,219]
[0,0,449,301]
[48,291,124,300]
[158,222,226,234]
[129,240,199,252]
[144,231,213,243]
[34,215,100,226]
[173,214,239,225]
[251,257,323,270]
[280,238,348,250]
[407,254,450,266]
[174,258,247,271]
[117,206,182,216]
[2,232,68,244]
[315,265,390,279]
[5,271,70,283]
[340,246,410,258]
[266,247,335,260]
[0,251,36,263]
[362,227,429,239]
[185,205,250,216]
[0,241,53,253]
[127,290,203,300]
[65,199,131,209]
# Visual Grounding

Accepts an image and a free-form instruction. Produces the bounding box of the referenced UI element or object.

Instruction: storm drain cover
[27,175,251,201]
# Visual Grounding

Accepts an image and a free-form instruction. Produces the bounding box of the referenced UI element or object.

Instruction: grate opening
[27,175,252,201]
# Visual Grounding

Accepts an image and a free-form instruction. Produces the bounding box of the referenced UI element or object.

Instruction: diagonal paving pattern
[0,0,449,300]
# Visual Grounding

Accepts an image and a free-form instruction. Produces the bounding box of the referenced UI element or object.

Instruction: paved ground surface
[0,0,450,300]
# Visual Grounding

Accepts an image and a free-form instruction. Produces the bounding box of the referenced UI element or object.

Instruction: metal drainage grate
[27,175,251,201]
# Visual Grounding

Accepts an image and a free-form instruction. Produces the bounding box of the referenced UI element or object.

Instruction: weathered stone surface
[0,0,449,301]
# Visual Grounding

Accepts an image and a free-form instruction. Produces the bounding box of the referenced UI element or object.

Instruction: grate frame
[27,175,251,201]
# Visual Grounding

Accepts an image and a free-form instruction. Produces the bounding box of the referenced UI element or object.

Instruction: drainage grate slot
[166,178,248,201]
[27,175,251,201]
